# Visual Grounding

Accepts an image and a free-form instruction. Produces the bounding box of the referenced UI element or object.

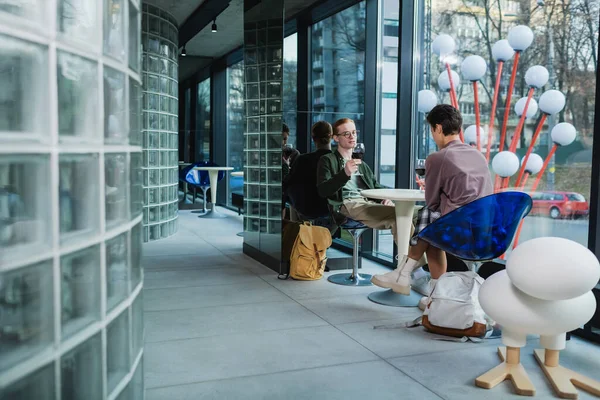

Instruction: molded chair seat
[416,191,533,263]
[328,218,372,286]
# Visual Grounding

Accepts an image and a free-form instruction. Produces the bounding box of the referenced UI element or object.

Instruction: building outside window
[227,61,245,207]
[283,33,298,147]
[196,77,211,161]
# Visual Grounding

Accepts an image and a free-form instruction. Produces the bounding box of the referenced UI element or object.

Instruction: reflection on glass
[0,261,53,373]
[130,222,142,289]
[131,292,143,357]
[129,3,141,71]
[61,246,101,339]
[104,67,127,143]
[130,78,142,146]
[0,156,51,263]
[105,153,129,228]
[61,334,102,400]
[59,154,100,242]
[0,0,44,24]
[227,62,245,207]
[107,310,129,393]
[0,363,54,400]
[58,52,99,139]
[57,0,98,45]
[104,0,125,61]
[106,232,128,311]
[130,153,143,217]
[0,34,48,136]
[196,78,211,161]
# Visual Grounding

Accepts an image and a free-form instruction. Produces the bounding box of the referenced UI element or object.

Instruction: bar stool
[327,218,373,286]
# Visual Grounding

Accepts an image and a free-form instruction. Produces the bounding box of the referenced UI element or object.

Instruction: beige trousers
[340,199,397,244]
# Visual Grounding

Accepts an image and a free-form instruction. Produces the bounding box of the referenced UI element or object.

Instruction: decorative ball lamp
[515,97,539,120]
[492,151,519,191]
[530,123,577,192]
[487,39,516,162]
[515,90,567,187]
[461,55,488,150]
[498,26,534,154]
[437,70,461,106]
[417,89,438,114]
[508,66,549,154]
[518,153,543,188]
[433,34,459,109]
[476,237,600,398]
[464,125,486,148]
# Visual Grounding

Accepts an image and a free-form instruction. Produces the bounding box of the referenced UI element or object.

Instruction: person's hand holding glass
[352,143,365,176]
[282,143,294,166]
[415,158,426,191]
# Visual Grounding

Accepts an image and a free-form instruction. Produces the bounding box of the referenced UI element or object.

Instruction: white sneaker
[370,255,425,295]
[418,278,437,311]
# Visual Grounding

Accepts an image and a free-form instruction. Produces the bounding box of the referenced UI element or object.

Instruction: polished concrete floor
[142,208,600,399]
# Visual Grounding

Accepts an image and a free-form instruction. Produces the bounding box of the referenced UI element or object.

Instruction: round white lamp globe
[437,70,461,91]
[525,65,549,88]
[418,90,438,113]
[492,151,520,177]
[461,55,487,81]
[492,39,515,62]
[539,90,566,115]
[514,97,539,118]
[521,153,543,174]
[479,270,596,349]
[507,237,600,301]
[464,125,485,146]
[507,25,535,51]
[551,122,577,146]
[432,34,456,57]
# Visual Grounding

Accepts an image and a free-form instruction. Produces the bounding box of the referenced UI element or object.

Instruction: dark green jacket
[316,150,386,213]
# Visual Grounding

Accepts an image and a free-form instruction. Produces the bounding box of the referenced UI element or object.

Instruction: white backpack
[422,271,490,338]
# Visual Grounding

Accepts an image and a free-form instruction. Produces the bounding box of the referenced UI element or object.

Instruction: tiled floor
[142,209,600,399]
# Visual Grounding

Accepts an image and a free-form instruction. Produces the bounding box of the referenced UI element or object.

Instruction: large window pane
[227,61,245,207]
[283,33,298,146]
[196,78,211,161]
[414,1,597,252]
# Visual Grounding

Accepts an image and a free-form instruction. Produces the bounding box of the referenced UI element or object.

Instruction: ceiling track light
[212,19,217,33]
[181,46,187,57]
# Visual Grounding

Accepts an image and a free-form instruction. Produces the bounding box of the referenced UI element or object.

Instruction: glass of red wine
[416,158,426,190]
[352,143,365,175]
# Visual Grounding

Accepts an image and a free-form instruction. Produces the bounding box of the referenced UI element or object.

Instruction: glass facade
[197,78,211,161]
[283,33,298,146]
[0,0,144,398]
[141,4,179,242]
[227,62,245,207]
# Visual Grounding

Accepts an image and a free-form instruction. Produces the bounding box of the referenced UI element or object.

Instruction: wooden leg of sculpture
[475,346,535,396]
[534,349,600,399]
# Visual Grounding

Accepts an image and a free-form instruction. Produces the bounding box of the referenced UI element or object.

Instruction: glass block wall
[0,0,144,399]
[141,4,179,242]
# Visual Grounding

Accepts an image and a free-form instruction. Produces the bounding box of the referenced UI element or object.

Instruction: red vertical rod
[498,51,521,153]
[515,114,547,187]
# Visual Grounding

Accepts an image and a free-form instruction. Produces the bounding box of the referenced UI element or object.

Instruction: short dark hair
[426,104,462,136]
[311,121,332,145]
[282,123,290,134]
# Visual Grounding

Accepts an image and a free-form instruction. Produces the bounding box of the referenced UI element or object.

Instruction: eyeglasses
[336,130,359,138]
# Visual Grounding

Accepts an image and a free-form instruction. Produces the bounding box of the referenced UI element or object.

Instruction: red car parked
[529,191,589,219]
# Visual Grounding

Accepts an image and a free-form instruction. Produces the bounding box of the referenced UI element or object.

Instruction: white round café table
[178,162,193,204]
[360,188,426,307]
[193,166,234,218]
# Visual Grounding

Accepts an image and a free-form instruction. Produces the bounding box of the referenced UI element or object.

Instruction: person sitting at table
[371,104,493,303]
[316,118,399,243]
[284,121,332,220]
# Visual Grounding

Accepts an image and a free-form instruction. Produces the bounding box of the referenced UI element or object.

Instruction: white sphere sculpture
[515,97,539,118]
[539,90,566,115]
[418,90,438,113]
[507,237,600,301]
[492,39,515,62]
[508,25,534,51]
[464,125,485,145]
[551,122,577,146]
[479,270,596,348]
[437,70,460,91]
[521,153,543,174]
[492,151,519,177]
[432,34,456,57]
[461,55,487,81]
[524,65,549,89]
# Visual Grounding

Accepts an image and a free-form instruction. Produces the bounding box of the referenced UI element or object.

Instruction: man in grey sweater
[371,105,493,302]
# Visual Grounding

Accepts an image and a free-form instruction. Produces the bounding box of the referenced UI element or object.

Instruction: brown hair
[332,118,354,135]
[311,121,333,145]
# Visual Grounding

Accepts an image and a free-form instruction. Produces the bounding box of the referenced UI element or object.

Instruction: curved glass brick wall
[141,4,179,242]
[0,0,144,399]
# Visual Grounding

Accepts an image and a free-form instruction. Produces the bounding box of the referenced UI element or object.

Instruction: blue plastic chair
[416,191,533,262]
[185,161,225,213]
[328,218,373,287]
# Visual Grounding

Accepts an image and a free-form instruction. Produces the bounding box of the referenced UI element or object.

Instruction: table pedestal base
[368,289,421,307]
[198,207,228,219]
[328,273,373,286]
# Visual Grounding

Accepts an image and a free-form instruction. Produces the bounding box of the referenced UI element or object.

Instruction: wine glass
[415,159,426,190]
[352,143,365,175]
